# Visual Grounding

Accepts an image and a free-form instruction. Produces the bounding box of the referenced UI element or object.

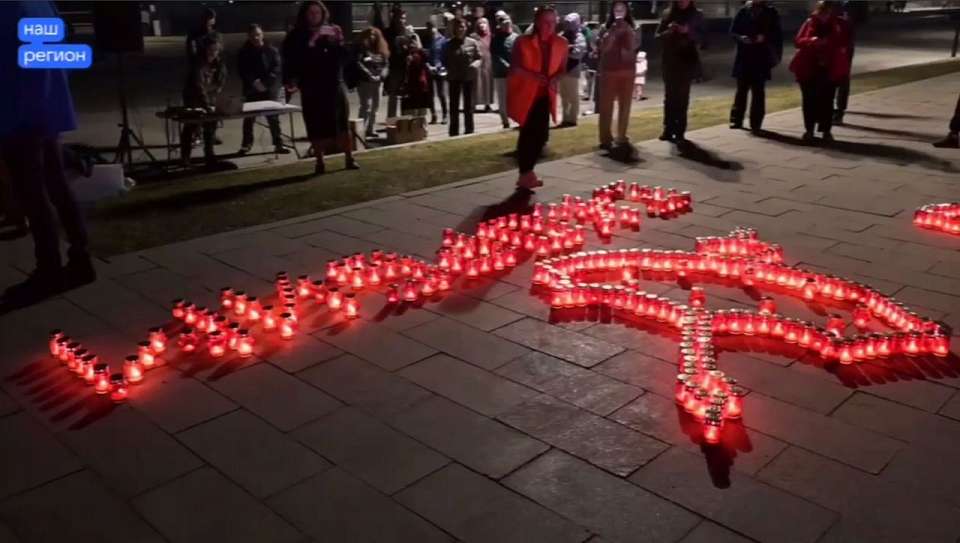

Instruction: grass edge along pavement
[88,59,960,256]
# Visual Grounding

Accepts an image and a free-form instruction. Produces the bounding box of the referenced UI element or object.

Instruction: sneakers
[345,158,360,170]
[658,131,673,142]
[729,122,743,130]
[238,145,252,155]
[821,131,835,143]
[933,133,959,149]
[802,131,815,143]
[274,146,291,155]
[63,256,97,289]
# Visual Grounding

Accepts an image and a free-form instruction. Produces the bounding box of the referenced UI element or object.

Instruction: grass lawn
[88,59,960,256]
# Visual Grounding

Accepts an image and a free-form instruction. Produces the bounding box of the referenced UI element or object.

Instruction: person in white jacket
[558,13,587,127]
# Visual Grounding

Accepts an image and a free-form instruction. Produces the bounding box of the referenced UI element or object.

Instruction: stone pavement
[2,73,960,543]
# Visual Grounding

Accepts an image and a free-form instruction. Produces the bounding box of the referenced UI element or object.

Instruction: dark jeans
[448,80,475,136]
[241,114,281,148]
[181,122,216,161]
[950,92,960,133]
[430,74,448,121]
[1,133,88,271]
[517,96,551,174]
[800,73,836,134]
[663,71,692,137]
[730,78,766,129]
[834,47,854,114]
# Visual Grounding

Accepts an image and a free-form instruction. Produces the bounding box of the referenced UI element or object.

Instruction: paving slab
[268,468,452,543]
[1,471,164,543]
[130,367,237,433]
[759,446,960,543]
[208,363,340,431]
[391,396,549,479]
[397,463,590,543]
[294,407,449,495]
[56,407,202,497]
[631,447,836,543]
[317,321,437,371]
[504,449,699,543]
[494,318,625,368]
[178,409,329,498]
[400,354,538,416]
[0,413,82,499]
[403,317,530,370]
[298,354,434,419]
[134,467,302,543]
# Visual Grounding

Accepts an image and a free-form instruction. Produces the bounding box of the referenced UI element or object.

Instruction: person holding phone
[728,0,782,133]
[656,0,705,143]
[282,1,358,174]
[597,1,638,150]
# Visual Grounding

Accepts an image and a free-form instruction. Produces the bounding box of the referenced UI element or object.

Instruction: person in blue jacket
[0,1,94,305]
[728,0,782,133]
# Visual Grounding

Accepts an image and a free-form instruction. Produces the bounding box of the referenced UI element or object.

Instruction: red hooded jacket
[788,15,851,84]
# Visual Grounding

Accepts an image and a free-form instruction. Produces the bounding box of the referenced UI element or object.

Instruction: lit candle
[246,297,262,322]
[226,322,240,350]
[138,341,156,368]
[109,374,128,402]
[149,327,167,354]
[688,287,706,308]
[233,291,248,317]
[79,354,97,383]
[344,294,359,319]
[367,264,382,286]
[207,331,226,358]
[297,275,312,298]
[279,312,296,339]
[179,327,198,353]
[172,299,187,320]
[758,297,776,315]
[220,287,235,310]
[853,305,870,329]
[124,355,144,384]
[93,364,111,395]
[68,348,87,372]
[183,303,198,325]
[48,329,64,358]
[236,329,254,358]
[261,305,277,331]
[327,288,343,310]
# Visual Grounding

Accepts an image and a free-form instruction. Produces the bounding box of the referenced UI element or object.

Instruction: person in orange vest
[507,5,568,191]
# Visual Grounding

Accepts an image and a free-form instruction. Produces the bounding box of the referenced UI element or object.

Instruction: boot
[933,133,959,149]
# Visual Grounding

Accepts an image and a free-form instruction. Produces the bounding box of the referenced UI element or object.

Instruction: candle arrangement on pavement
[40,180,952,446]
[914,203,960,235]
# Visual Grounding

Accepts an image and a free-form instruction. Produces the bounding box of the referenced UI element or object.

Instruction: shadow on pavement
[758,130,958,173]
[840,121,943,141]
[845,110,933,120]
[92,172,317,220]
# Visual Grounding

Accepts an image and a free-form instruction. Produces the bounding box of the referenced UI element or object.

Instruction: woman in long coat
[471,17,495,113]
[282,0,358,174]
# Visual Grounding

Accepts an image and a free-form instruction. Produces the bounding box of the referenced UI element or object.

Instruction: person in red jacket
[507,5,568,191]
[789,1,851,143]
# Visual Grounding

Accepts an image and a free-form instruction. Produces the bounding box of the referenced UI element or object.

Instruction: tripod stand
[113,52,157,169]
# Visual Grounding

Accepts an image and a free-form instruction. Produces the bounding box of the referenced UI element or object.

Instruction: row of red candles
[533,246,944,337]
[914,203,960,235]
[38,179,687,404]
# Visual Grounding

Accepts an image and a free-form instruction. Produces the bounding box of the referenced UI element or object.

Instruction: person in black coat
[728,0,782,133]
[238,24,289,155]
[282,1,358,175]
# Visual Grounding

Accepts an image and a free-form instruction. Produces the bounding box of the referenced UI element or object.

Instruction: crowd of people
[2,0,960,307]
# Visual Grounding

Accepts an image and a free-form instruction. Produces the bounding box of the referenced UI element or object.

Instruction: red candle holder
[220,287,235,310]
[124,355,144,384]
[68,348,87,372]
[149,327,167,354]
[758,297,776,315]
[207,331,227,358]
[279,312,296,339]
[183,303,198,325]
[367,264,382,286]
[245,298,262,322]
[48,329,64,358]
[93,364,111,395]
[688,287,706,308]
[179,327,198,353]
[344,294,359,319]
[853,305,870,329]
[233,291,248,318]
[172,299,187,320]
[236,329,254,358]
[327,288,343,310]
[261,305,277,331]
[297,275,312,298]
[137,341,156,368]
[386,284,400,304]
[109,374,128,402]
[79,354,97,383]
